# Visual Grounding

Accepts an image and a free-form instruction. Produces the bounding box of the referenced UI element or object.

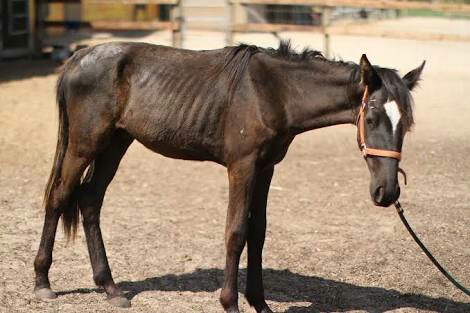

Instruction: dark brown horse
[34,41,424,313]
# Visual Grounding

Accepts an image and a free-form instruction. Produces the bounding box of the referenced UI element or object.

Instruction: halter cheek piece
[356,86,402,161]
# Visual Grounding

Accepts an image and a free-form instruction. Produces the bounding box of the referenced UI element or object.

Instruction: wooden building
[0,0,35,58]
[0,0,180,59]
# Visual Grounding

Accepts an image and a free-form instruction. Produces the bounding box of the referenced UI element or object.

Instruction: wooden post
[28,0,36,57]
[321,6,331,58]
[35,0,45,57]
[225,0,235,46]
[0,0,3,60]
[171,0,183,48]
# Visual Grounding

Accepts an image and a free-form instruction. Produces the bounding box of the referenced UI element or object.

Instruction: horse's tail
[43,64,80,240]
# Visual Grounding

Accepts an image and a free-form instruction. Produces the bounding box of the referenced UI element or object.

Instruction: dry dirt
[1,18,469,313]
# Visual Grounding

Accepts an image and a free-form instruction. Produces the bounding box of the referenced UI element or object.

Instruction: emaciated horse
[34,41,424,312]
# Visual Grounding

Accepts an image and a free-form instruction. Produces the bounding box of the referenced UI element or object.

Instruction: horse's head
[357,55,425,207]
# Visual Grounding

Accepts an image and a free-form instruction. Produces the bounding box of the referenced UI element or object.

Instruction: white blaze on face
[383,100,401,135]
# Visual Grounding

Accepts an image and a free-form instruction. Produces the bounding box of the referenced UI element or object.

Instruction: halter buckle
[361,147,368,157]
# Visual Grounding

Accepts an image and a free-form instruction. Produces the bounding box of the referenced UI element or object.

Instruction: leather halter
[356,86,402,161]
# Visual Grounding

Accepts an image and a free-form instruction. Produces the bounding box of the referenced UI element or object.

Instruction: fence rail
[90,20,176,30]
[230,0,470,13]
[226,0,470,55]
[86,0,179,4]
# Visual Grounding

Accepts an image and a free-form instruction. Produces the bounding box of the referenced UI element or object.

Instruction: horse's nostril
[374,186,384,204]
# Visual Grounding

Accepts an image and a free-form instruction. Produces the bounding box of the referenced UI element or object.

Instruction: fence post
[321,6,332,58]
[172,0,184,48]
[225,0,235,46]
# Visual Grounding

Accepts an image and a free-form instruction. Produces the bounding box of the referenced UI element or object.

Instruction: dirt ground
[1,17,469,313]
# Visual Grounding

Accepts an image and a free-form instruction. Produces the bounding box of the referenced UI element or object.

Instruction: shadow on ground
[0,59,59,83]
[58,268,470,312]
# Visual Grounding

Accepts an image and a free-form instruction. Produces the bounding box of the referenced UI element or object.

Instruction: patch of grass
[402,9,470,20]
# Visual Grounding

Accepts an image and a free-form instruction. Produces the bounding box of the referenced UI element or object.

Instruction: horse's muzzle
[372,185,400,207]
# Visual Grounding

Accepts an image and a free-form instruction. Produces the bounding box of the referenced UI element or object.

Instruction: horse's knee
[47,174,85,214]
[225,230,246,255]
[47,181,71,212]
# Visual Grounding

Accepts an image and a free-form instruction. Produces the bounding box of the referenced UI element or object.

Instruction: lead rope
[394,201,470,296]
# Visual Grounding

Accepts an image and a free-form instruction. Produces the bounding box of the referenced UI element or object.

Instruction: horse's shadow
[59,268,469,312]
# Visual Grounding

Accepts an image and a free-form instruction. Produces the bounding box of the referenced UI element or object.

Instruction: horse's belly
[120,117,224,163]
[140,136,220,162]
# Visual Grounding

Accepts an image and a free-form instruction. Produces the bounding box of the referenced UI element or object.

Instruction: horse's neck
[282,63,360,134]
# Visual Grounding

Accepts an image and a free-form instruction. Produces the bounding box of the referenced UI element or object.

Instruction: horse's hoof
[108,296,131,308]
[34,288,57,300]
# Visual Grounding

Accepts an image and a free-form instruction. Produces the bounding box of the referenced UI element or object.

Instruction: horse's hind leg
[78,131,132,307]
[34,149,91,299]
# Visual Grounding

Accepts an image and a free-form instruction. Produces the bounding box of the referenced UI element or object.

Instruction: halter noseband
[356,86,402,161]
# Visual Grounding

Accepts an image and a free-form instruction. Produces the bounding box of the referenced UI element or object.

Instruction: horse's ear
[359,54,381,91]
[403,61,425,91]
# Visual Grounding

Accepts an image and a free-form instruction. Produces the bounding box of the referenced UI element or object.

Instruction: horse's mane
[220,40,339,102]
[265,40,325,62]
[226,40,355,66]
[222,40,414,130]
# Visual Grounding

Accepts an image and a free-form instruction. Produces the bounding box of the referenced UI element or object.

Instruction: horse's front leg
[246,167,274,313]
[220,156,257,313]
